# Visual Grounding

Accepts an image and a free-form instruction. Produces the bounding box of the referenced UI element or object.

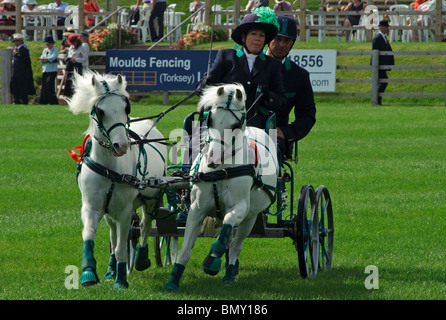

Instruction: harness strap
[212,182,223,220]
[191,164,277,212]
[104,183,115,213]
[83,155,141,187]
[191,165,256,183]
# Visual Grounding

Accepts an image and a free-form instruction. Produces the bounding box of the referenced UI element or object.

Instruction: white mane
[67,70,129,115]
[198,83,246,113]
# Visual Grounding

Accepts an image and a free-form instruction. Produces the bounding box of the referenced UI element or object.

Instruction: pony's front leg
[113,214,132,289]
[164,206,204,292]
[104,215,117,280]
[134,204,154,272]
[203,200,249,276]
[223,214,257,285]
[81,206,102,287]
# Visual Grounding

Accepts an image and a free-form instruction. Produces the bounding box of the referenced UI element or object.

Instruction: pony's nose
[206,151,220,168]
[207,161,218,169]
[112,142,128,156]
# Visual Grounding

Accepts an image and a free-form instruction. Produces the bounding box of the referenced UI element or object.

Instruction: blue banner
[105,50,217,91]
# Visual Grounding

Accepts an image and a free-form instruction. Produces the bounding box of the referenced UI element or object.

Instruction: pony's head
[67,71,131,157]
[198,83,246,130]
[198,84,246,168]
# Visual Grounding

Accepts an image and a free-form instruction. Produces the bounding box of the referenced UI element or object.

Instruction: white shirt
[67,44,88,65]
[244,48,257,72]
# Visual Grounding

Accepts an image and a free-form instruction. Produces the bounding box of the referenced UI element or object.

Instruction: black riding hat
[379,20,390,27]
[231,7,280,46]
[276,16,298,40]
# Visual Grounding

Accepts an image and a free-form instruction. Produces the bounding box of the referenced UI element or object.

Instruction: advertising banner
[106,49,337,92]
[288,50,337,92]
[106,50,217,91]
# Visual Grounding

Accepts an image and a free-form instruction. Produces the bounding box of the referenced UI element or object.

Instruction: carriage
[68,72,334,290]
[126,86,334,283]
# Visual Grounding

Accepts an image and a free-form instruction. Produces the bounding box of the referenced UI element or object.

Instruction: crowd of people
[8,26,90,105]
[0,0,101,40]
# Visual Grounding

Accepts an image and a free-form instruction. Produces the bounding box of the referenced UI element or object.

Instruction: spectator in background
[273,0,293,18]
[48,0,69,40]
[84,0,100,27]
[10,33,35,104]
[60,27,75,54]
[189,0,204,23]
[63,34,88,98]
[21,0,40,41]
[409,0,428,41]
[246,0,270,13]
[410,0,428,10]
[39,35,59,105]
[371,20,394,105]
[190,0,204,13]
[135,0,152,11]
[79,30,90,71]
[0,0,16,39]
[149,0,167,42]
[340,0,366,42]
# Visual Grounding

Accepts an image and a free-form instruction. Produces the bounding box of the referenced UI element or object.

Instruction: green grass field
[0,99,445,300]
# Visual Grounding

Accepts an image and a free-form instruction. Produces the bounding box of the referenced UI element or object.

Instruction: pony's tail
[199,216,221,237]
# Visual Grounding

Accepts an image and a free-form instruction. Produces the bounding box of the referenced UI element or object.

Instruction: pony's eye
[96,107,105,118]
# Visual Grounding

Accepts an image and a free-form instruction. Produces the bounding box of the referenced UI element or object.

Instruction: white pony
[165,83,279,292]
[68,71,167,289]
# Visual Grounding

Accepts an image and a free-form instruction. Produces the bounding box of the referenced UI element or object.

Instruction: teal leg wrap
[223,260,240,285]
[165,263,185,292]
[114,262,129,289]
[203,224,232,276]
[81,240,99,287]
[134,244,151,271]
[211,224,233,257]
[104,253,117,280]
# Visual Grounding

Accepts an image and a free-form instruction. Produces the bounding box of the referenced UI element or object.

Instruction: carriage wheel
[154,236,179,267]
[294,184,319,278]
[316,185,334,272]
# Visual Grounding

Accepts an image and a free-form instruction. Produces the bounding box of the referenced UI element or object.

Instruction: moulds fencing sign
[105,50,217,91]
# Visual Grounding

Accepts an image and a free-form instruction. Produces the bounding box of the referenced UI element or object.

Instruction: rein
[129,89,202,141]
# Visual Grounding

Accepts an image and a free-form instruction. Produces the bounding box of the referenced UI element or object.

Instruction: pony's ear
[91,75,100,91]
[217,87,224,96]
[236,89,243,100]
[116,74,126,91]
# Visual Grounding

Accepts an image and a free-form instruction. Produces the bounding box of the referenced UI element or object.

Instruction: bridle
[90,80,131,152]
[203,91,247,164]
[203,91,246,130]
